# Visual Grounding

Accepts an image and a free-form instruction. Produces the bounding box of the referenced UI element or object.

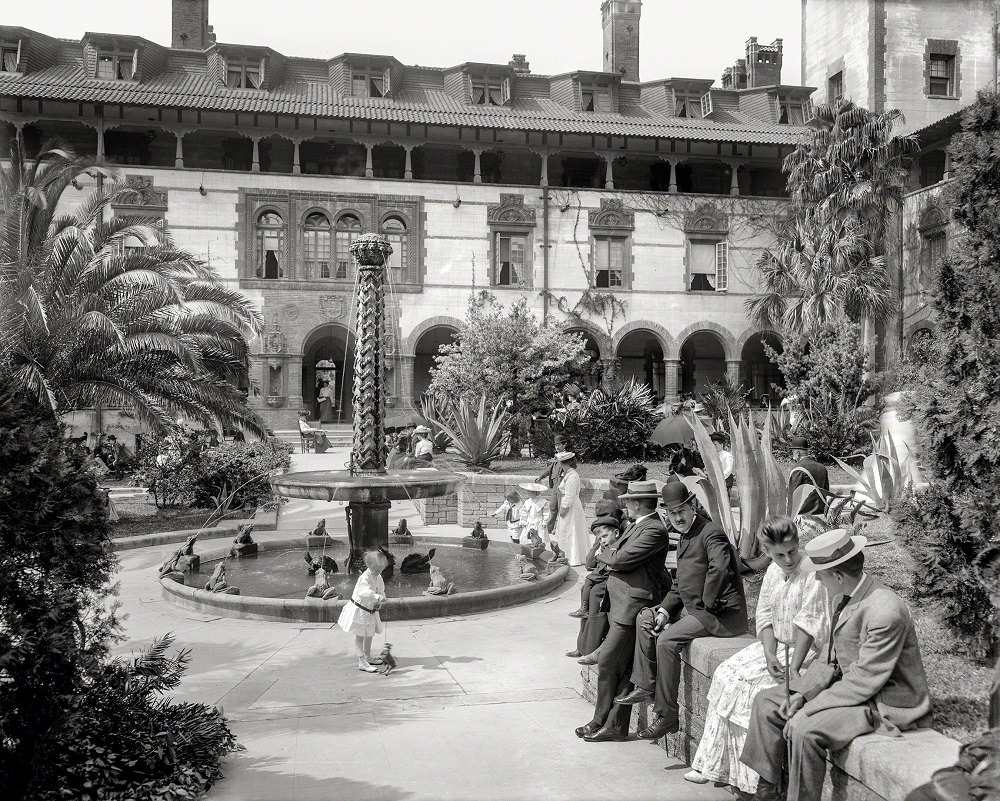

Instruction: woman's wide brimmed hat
[518,482,548,493]
[660,479,695,510]
[619,480,661,500]
[799,528,867,572]
[554,450,577,462]
[414,425,431,434]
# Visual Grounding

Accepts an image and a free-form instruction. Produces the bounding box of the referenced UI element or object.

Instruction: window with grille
[303,212,332,279]
[256,211,284,279]
[334,214,362,279]
[382,216,409,276]
[225,55,264,88]
[689,239,728,291]
[494,232,526,286]
[928,55,954,96]
[593,236,626,288]
[351,66,390,98]
[828,71,844,105]
[926,231,947,270]
[95,46,136,80]
[0,39,20,72]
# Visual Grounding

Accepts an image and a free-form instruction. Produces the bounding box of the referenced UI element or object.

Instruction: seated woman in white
[412,425,434,462]
[686,515,829,795]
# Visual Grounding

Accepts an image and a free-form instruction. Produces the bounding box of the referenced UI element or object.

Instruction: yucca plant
[833,430,912,513]
[419,393,453,452]
[426,394,513,469]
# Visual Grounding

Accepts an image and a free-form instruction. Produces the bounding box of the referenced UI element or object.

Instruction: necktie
[827,594,852,663]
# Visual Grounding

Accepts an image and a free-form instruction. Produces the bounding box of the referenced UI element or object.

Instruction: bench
[580,636,961,801]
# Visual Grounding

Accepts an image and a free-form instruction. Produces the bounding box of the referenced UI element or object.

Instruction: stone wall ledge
[582,636,961,801]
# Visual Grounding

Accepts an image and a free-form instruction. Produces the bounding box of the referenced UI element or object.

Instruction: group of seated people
[386,425,434,469]
[569,465,932,801]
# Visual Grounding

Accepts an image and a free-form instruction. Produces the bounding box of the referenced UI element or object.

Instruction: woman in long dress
[554,452,590,566]
[318,380,335,424]
[686,516,829,794]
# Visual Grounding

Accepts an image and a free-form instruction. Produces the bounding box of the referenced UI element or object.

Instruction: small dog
[377,643,397,675]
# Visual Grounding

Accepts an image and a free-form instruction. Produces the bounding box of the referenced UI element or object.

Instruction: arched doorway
[616,330,665,399]
[680,331,726,397]
[566,328,603,389]
[741,332,784,405]
[413,326,458,402]
[302,324,356,422]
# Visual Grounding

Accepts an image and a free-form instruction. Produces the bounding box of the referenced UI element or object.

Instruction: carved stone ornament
[282,303,300,321]
[683,203,729,234]
[118,175,168,209]
[384,332,397,356]
[263,315,285,354]
[918,202,948,235]
[266,396,286,408]
[319,294,348,320]
[589,198,635,231]
[487,193,537,228]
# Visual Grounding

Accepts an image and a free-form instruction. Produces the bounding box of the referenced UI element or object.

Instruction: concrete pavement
[113,446,729,801]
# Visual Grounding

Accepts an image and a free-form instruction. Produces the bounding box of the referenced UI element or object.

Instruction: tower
[172,0,212,50]
[602,0,641,82]
[746,37,783,87]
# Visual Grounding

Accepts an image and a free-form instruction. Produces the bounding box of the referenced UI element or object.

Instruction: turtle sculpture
[400,548,436,574]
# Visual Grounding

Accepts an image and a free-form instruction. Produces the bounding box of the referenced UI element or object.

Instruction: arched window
[303,212,332,279]
[256,211,284,279]
[334,213,362,280]
[381,215,408,275]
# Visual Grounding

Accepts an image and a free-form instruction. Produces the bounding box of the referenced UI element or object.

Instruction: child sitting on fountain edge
[336,549,388,673]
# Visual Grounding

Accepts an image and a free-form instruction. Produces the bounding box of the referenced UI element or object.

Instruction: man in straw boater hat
[740,528,932,801]
[614,479,747,740]
[576,480,673,742]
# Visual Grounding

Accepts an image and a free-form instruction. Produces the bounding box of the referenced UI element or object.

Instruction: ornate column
[728,161,740,196]
[667,158,678,193]
[292,139,302,175]
[473,148,483,184]
[251,137,261,173]
[664,359,681,403]
[403,144,414,180]
[96,118,105,163]
[603,154,615,190]
[364,143,374,178]
[539,151,549,187]
[174,131,185,168]
[726,359,742,387]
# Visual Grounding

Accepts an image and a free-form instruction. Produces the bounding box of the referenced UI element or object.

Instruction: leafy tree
[0,137,266,437]
[747,101,916,333]
[897,90,1000,655]
[428,291,587,429]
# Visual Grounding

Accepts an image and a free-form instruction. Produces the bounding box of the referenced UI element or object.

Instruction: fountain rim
[159,535,570,622]
[269,468,464,503]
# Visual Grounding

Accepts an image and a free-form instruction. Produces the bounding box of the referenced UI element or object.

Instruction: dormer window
[777,95,806,125]
[352,66,389,98]
[225,54,264,89]
[95,44,136,81]
[471,76,510,106]
[674,90,704,118]
[581,82,612,113]
[1,39,21,73]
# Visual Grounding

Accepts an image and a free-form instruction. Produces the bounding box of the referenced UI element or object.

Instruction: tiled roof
[0,65,810,146]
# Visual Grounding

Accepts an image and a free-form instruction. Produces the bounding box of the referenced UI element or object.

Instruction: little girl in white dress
[337,550,388,673]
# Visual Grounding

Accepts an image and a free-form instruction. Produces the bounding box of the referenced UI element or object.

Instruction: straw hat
[518,482,548,493]
[619,480,661,500]
[414,425,431,434]
[554,450,577,462]
[799,528,868,572]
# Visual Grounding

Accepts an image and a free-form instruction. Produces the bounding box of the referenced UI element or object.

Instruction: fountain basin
[270,469,462,503]
[160,536,570,623]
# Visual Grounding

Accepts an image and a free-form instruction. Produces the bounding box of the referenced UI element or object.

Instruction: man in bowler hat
[577,480,673,742]
[787,435,829,515]
[615,480,748,739]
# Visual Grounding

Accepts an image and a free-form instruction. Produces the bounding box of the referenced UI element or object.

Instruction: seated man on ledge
[740,528,932,801]
[298,412,332,454]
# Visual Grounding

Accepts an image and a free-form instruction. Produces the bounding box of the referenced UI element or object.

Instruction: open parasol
[650,412,695,446]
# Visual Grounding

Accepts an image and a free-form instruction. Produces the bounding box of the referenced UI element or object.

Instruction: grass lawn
[109,497,228,540]
[744,515,992,744]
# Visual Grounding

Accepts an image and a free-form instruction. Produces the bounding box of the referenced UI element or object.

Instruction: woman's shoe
[684,770,709,784]
[358,658,378,673]
[578,653,599,665]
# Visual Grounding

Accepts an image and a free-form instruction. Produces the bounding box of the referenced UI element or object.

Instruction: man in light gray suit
[740,528,932,801]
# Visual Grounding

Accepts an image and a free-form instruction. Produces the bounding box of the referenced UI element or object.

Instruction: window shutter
[700,91,714,117]
[494,231,501,285]
[803,98,815,123]
[590,236,597,287]
[16,39,22,70]
[715,241,729,291]
[258,56,266,87]
[383,65,392,96]
[219,55,226,85]
[500,76,511,106]
[597,89,612,113]
[131,48,138,80]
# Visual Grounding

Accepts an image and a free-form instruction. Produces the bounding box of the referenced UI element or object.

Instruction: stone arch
[612,320,678,360]
[402,315,466,357]
[675,320,738,360]
[561,320,612,359]
[299,322,356,421]
[737,329,785,404]
[905,318,936,340]
[735,327,781,355]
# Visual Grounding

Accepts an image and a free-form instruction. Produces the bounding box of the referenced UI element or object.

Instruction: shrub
[554,379,659,461]
[700,379,751,431]
[427,394,513,469]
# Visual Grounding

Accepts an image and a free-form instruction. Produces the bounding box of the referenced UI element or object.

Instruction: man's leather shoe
[574,721,600,738]
[637,716,677,740]
[566,649,582,658]
[568,608,587,618]
[583,725,626,743]
[753,779,784,801]
[577,653,599,665]
[614,687,654,705]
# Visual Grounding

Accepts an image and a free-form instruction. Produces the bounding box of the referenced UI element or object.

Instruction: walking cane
[783,642,792,796]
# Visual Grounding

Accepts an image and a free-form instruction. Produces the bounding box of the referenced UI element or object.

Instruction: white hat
[518,482,548,493]
[554,450,576,462]
[800,528,868,572]
[414,425,431,434]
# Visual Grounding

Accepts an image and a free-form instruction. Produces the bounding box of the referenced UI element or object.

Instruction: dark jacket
[660,515,747,636]
[598,513,673,626]
[788,459,830,515]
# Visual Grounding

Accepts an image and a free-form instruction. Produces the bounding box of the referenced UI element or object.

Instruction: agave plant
[425,394,513,469]
[419,393,453,451]
[833,431,912,513]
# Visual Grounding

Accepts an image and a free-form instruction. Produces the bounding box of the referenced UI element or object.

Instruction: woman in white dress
[686,516,829,794]
[554,452,590,566]
[337,550,388,673]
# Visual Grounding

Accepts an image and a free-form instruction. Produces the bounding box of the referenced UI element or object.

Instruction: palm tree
[747,101,917,334]
[0,137,267,437]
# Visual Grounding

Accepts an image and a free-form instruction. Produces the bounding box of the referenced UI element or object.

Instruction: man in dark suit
[615,480,748,739]
[787,435,829,515]
[576,480,673,743]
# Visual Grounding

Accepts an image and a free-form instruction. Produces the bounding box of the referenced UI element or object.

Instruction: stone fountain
[269,234,462,572]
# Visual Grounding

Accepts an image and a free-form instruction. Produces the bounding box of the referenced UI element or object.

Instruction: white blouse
[755,561,829,648]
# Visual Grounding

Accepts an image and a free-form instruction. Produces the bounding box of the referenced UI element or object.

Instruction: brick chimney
[172,0,213,49]
[602,0,641,82]
[722,58,748,90]
[509,53,531,76]
[746,36,783,87]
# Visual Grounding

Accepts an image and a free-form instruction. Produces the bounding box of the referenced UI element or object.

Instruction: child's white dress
[521,496,549,543]
[337,569,385,637]
[492,499,522,540]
